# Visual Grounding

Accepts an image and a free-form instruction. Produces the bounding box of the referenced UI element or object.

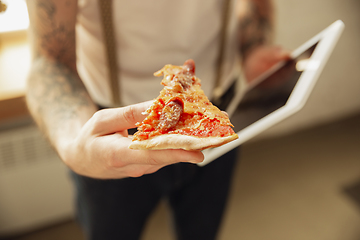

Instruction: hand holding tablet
[199,20,344,166]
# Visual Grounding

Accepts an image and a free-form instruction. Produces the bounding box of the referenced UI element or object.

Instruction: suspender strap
[213,0,232,103]
[98,0,121,106]
[97,0,231,106]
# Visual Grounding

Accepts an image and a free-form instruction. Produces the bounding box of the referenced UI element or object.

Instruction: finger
[137,149,204,165]
[271,46,291,62]
[221,111,229,118]
[129,140,205,165]
[113,137,204,166]
[91,100,153,135]
[108,162,166,178]
[92,134,204,179]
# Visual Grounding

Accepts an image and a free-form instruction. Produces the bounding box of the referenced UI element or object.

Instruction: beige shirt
[76,0,240,107]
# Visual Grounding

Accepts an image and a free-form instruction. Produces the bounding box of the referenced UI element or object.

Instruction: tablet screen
[232,42,318,132]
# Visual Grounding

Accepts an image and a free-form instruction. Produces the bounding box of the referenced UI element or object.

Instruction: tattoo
[27,58,93,139]
[32,0,76,70]
[32,59,89,117]
[238,0,274,59]
[26,0,96,141]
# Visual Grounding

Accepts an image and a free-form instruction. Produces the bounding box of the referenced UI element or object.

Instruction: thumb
[91,100,153,135]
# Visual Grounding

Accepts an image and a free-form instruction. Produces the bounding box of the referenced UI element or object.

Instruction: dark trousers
[70,148,239,240]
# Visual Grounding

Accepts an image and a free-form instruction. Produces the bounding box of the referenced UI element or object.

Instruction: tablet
[198,20,344,166]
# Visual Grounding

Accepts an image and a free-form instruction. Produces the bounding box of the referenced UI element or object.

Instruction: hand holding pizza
[129,60,238,150]
[58,101,204,179]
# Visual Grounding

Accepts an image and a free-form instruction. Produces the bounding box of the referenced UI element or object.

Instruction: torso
[76,0,240,107]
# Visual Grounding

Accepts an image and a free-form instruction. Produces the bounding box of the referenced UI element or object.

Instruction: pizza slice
[129,59,238,151]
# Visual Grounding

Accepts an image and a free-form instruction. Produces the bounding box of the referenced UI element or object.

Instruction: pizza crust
[128,133,238,151]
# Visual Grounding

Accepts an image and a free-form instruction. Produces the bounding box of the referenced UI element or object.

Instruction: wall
[260,0,360,138]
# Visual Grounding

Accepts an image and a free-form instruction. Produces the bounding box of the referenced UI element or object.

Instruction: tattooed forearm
[26,0,97,143]
[28,0,77,70]
[26,58,95,141]
[237,0,274,60]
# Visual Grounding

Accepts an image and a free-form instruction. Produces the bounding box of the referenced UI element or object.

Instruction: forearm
[26,57,97,150]
[25,0,97,150]
[237,0,274,60]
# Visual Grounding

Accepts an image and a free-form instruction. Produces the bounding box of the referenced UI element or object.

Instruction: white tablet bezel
[198,20,344,166]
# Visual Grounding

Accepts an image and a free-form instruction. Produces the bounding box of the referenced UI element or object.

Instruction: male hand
[243,45,291,85]
[59,101,204,179]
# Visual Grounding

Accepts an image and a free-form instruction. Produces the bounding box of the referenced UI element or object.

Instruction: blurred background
[0,0,359,239]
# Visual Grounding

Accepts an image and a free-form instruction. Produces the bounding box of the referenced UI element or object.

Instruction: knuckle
[105,152,125,169]
[92,109,105,122]
[127,169,146,178]
[121,106,136,125]
[147,155,161,165]
[90,110,106,131]
[103,157,115,170]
